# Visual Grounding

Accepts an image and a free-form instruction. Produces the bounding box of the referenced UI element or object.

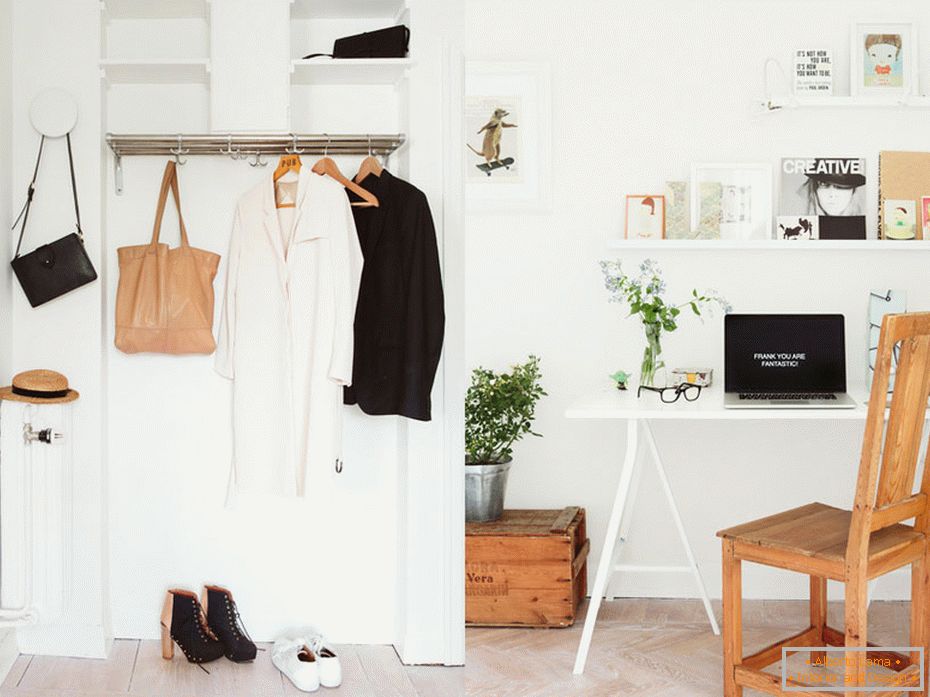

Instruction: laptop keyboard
[738,393,837,400]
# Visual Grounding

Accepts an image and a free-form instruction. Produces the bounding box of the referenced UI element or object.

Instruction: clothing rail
[105,132,406,194]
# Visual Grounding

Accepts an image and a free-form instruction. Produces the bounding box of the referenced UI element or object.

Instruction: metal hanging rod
[105,132,406,194]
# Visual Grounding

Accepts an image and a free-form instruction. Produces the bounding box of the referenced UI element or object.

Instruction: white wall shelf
[763,94,930,111]
[291,58,410,85]
[608,239,930,251]
[290,0,405,20]
[101,0,209,20]
[99,59,210,85]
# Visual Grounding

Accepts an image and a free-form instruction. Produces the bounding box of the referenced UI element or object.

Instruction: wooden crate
[465,507,589,628]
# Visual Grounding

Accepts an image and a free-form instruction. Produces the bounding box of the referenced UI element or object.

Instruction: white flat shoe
[310,639,341,688]
[272,638,320,693]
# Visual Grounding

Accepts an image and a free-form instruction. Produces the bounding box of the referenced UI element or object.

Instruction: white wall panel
[464,0,930,603]
[210,0,290,131]
[10,0,108,657]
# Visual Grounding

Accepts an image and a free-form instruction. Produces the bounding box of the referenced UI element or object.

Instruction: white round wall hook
[29,88,78,138]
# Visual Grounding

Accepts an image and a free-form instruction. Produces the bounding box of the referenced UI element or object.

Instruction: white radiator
[0,400,72,626]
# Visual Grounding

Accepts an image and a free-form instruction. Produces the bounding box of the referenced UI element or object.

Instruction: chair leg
[911,554,930,697]
[722,539,742,697]
[844,574,868,697]
[810,575,827,666]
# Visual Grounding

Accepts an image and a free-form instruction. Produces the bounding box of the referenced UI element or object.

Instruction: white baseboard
[0,630,20,685]
[15,623,112,658]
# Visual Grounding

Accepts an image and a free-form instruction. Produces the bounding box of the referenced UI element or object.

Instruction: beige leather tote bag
[115,161,220,354]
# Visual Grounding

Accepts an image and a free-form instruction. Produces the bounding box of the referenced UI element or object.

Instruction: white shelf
[291,58,410,85]
[100,59,210,85]
[764,94,930,111]
[290,0,405,20]
[607,239,930,251]
[101,0,209,20]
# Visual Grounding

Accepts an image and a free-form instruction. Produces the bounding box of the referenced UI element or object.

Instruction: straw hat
[0,369,79,404]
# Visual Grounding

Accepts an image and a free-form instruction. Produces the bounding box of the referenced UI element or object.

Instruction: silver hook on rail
[220,134,241,160]
[323,134,331,158]
[248,150,268,167]
[286,133,303,155]
[170,135,189,165]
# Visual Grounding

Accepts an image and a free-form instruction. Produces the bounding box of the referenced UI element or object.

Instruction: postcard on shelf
[879,151,930,240]
[850,22,917,97]
[664,181,690,239]
[695,181,722,239]
[793,49,833,95]
[779,157,866,239]
[922,197,930,238]
[883,199,917,240]
[690,164,771,240]
[625,195,665,240]
[777,215,819,240]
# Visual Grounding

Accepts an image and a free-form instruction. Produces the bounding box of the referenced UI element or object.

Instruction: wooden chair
[717,312,930,697]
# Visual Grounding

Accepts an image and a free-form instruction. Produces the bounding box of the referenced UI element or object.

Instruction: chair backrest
[848,312,930,569]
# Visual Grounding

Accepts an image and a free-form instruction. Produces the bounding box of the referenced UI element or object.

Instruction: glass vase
[640,321,665,387]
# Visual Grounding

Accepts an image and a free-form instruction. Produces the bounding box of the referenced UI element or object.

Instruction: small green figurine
[609,370,630,391]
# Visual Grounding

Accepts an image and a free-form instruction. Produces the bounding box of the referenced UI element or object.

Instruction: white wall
[0,0,15,670]
[5,0,461,659]
[465,0,930,602]
[101,0,460,651]
[10,0,108,656]
[0,0,13,378]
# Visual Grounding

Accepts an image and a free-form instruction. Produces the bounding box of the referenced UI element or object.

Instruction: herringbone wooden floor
[466,598,912,697]
[0,599,912,696]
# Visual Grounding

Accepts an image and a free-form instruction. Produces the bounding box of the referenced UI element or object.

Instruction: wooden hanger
[273,153,302,209]
[274,153,301,182]
[354,135,384,183]
[312,138,378,208]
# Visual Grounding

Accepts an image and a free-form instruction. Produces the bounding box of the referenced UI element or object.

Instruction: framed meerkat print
[465,62,551,213]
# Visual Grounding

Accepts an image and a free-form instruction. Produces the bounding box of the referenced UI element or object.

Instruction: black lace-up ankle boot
[203,585,258,662]
[160,589,225,670]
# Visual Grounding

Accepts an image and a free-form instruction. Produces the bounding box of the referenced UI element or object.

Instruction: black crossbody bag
[302,24,409,59]
[11,134,98,308]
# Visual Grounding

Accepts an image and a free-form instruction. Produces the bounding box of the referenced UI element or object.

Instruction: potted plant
[600,259,731,387]
[465,355,547,522]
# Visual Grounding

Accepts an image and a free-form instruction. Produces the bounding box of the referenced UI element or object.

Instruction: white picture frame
[850,21,918,97]
[690,163,773,241]
[464,61,551,213]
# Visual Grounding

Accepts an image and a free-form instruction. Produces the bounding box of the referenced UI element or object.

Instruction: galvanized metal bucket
[465,459,512,523]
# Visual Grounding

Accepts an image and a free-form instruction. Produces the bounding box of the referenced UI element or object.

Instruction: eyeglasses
[637,383,703,403]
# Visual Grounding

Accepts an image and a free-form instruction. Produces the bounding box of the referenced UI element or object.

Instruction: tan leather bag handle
[150,160,190,249]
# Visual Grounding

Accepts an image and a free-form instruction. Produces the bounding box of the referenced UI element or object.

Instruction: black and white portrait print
[779,158,867,239]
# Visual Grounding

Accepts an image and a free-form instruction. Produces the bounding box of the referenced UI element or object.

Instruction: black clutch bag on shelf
[10,133,97,308]
[302,24,410,59]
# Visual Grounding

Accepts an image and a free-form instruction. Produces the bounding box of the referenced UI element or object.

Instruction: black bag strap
[12,132,83,259]
[66,133,83,241]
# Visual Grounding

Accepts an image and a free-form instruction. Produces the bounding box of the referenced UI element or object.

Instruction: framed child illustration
[850,21,918,97]
[625,195,665,240]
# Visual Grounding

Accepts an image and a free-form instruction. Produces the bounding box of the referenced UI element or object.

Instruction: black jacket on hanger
[344,169,444,421]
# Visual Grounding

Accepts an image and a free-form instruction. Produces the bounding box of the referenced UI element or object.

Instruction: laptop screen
[724,314,847,393]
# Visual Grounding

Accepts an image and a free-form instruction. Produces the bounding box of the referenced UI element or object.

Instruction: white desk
[566,385,875,675]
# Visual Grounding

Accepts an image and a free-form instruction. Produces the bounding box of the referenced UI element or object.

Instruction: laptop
[724,314,857,409]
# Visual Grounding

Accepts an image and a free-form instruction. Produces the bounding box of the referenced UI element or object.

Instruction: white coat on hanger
[215,167,363,497]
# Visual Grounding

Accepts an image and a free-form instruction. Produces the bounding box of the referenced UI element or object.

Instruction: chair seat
[717,502,925,577]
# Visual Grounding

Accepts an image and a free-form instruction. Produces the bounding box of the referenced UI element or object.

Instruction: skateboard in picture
[476,157,515,176]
